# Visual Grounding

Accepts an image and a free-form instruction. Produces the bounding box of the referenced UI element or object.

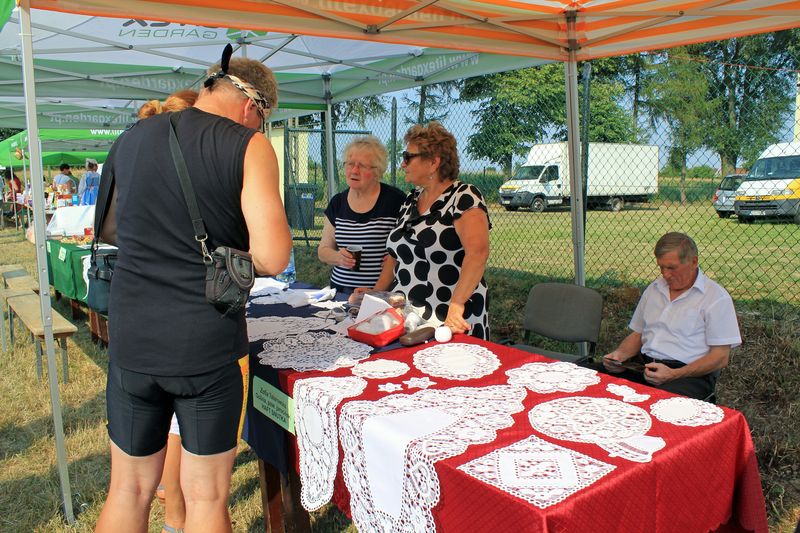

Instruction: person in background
[372,121,491,339]
[601,232,741,400]
[317,135,405,292]
[3,167,22,202]
[95,46,291,533]
[135,88,199,533]
[78,160,102,206]
[52,163,76,195]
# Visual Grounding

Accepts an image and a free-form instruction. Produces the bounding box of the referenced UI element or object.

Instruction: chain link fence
[282,54,800,305]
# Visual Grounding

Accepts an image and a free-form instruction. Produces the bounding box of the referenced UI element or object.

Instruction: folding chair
[511,282,603,364]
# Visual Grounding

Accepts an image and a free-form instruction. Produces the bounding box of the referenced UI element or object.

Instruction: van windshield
[746,155,800,180]
[513,165,545,180]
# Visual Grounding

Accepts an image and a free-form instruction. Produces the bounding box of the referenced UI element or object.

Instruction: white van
[734,142,800,224]
[497,142,658,212]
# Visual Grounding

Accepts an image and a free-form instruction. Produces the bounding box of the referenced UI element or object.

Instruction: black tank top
[107,107,254,376]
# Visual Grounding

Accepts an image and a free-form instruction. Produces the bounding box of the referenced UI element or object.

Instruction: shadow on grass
[0,391,106,459]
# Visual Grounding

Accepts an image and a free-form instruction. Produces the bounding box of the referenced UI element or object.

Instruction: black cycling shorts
[106,358,246,456]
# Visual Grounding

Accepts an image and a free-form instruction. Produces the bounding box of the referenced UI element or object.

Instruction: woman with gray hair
[318,135,405,291]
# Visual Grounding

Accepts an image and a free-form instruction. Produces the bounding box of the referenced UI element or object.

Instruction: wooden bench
[7,293,77,382]
[0,288,33,352]
[4,272,40,292]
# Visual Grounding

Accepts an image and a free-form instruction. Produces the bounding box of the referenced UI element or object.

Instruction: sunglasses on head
[401,151,423,164]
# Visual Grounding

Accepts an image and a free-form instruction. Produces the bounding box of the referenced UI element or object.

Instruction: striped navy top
[324,182,406,290]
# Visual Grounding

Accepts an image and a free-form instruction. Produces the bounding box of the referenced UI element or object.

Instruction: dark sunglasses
[401,151,423,164]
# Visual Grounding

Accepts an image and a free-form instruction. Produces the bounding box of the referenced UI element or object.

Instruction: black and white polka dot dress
[386,181,490,339]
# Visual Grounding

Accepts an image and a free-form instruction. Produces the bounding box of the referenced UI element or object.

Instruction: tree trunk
[680,157,687,205]
[503,154,513,178]
[418,86,428,124]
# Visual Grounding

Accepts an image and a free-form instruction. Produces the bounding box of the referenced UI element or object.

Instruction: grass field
[0,224,798,532]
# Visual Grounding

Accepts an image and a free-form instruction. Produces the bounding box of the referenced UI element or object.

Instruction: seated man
[602,232,741,401]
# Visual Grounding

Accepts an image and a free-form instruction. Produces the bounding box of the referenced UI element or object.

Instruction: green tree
[403,81,460,124]
[644,48,711,204]
[687,31,800,173]
[462,63,634,177]
[0,128,21,141]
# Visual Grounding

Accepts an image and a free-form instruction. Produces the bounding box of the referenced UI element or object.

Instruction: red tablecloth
[268,335,767,533]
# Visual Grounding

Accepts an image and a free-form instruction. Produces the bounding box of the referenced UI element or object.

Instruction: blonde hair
[403,121,459,182]
[343,135,388,176]
[138,89,198,119]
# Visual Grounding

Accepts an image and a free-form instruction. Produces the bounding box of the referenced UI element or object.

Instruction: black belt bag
[169,112,254,317]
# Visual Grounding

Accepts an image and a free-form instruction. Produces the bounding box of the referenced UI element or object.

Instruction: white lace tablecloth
[257,331,372,371]
[340,385,527,532]
[412,343,501,380]
[246,315,334,341]
[458,434,616,509]
[294,376,368,511]
[506,361,600,394]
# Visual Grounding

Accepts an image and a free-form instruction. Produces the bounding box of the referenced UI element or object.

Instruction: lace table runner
[412,343,501,381]
[340,385,527,532]
[257,331,372,371]
[246,315,334,341]
[506,361,600,394]
[294,376,368,511]
[458,434,616,509]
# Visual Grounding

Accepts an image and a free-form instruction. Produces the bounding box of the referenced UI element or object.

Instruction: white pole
[564,11,585,288]
[18,0,75,523]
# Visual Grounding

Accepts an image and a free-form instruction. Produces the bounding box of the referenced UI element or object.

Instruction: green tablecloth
[46,239,93,302]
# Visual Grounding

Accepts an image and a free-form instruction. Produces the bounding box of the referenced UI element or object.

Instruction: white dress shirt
[629,269,741,364]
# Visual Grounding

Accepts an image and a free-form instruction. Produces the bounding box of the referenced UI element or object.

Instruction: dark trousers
[587,354,717,402]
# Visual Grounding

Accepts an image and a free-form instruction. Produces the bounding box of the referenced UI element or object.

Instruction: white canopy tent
[7,0,799,524]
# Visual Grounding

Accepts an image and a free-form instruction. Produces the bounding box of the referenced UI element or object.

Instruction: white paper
[354,293,392,323]
[251,277,288,295]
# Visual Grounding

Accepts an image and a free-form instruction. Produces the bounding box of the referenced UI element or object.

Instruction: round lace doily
[413,343,500,380]
[650,397,724,426]
[247,315,333,341]
[258,331,372,371]
[529,396,651,443]
[294,376,367,511]
[506,362,600,394]
[352,359,410,379]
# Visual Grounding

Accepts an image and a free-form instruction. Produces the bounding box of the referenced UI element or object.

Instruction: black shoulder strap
[168,112,213,262]
[91,143,116,259]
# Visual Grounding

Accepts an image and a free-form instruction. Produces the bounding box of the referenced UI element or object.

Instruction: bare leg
[162,433,186,532]
[96,441,166,533]
[180,446,237,533]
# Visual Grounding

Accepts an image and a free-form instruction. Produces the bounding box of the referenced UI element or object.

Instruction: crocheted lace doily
[257,331,372,371]
[505,362,600,394]
[352,359,410,380]
[246,315,333,341]
[340,385,527,532]
[412,343,500,380]
[606,383,650,403]
[529,396,652,444]
[293,376,367,511]
[650,397,724,427]
[458,434,616,509]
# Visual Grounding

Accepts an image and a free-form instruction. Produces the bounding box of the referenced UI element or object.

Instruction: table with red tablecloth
[244,303,767,533]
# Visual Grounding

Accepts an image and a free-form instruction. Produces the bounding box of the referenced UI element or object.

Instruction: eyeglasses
[344,161,377,172]
[401,151,423,164]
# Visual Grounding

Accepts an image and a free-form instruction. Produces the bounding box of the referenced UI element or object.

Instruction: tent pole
[564,10,585,289]
[323,75,336,202]
[19,0,75,524]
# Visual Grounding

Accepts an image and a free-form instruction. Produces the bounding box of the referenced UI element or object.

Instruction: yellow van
[734,142,800,224]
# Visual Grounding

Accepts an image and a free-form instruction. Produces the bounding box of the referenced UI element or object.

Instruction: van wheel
[717,212,731,219]
[738,216,754,224]
[608,197,624,212]
[530,197,546,213]
[504,206,519,212]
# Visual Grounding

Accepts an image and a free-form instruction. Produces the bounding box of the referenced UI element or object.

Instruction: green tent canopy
[0,128,118,168]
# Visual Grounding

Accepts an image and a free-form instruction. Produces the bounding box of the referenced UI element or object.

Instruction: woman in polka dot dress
[373,122,491,339]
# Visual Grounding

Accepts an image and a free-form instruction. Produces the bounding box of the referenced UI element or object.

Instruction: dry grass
[1,229,798,532]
